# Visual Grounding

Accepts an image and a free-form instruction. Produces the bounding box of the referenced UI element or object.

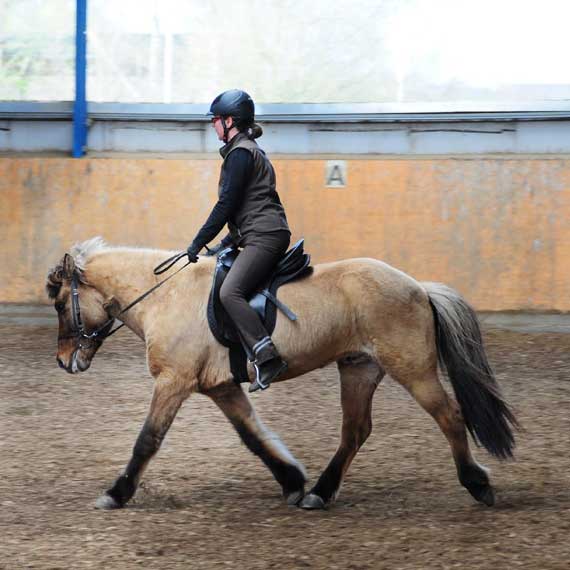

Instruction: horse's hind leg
[300,355,384,510]
[95,371,191,509]
[206,382,307,505]
[398,367,495,506]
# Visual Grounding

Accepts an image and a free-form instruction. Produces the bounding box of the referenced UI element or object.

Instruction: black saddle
[207,239,312,382]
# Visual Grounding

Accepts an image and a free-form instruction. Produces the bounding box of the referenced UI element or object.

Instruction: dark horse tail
[423,282,518,459]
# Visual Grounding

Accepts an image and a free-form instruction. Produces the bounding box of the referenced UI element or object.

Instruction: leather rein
[62,252,190,346]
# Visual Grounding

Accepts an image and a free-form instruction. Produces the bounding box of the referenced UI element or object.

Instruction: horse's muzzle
[57,348,91,374]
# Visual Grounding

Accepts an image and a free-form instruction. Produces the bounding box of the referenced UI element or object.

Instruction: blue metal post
[72,0,88,157]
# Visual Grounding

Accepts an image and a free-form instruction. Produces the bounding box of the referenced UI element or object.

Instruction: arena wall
[1,154,569,309]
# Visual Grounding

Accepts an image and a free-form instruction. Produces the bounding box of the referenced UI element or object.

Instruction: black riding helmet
[208,89,255,142]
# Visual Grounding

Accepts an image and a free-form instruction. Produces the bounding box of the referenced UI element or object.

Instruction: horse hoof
[300,493,326,510]
[478,486,495,507]
[285,489,305,506]
[94,493,122,510]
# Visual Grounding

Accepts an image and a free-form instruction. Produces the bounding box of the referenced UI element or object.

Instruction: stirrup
[249,369,270,392]
[249,359,288,393]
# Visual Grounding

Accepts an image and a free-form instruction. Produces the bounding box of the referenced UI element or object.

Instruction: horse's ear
[103,297,121,317]
[62,253,76,278]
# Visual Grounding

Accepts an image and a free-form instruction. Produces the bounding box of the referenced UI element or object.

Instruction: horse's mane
[46,237,105,298]
[46,237,167,299]
[70,236,108,271]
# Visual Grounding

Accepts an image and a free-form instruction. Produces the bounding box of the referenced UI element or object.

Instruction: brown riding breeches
[219,230,290,355]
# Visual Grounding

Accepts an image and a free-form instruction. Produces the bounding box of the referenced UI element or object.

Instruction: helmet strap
[222,117,234,144]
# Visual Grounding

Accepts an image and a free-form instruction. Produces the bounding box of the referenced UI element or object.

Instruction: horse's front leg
[95,371,192,509]
[206,382,307,505]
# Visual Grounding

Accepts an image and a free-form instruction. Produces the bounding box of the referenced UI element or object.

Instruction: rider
[186,89,291,392]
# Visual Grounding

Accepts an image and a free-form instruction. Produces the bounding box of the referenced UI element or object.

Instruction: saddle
[207,239,312,382]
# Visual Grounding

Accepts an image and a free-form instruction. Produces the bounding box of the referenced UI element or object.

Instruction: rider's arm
[187,149,253,253]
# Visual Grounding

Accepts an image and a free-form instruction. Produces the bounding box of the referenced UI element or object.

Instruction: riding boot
[248,336,288,393]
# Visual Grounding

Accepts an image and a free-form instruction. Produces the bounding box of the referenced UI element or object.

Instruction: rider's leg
[219,231,290,392]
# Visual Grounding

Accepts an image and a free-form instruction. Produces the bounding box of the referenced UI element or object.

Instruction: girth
[207,239,312,382]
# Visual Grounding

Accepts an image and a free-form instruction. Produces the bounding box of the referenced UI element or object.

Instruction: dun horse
[47,237,517,510]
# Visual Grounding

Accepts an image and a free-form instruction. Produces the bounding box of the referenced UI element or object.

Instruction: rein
[66,252,190,344]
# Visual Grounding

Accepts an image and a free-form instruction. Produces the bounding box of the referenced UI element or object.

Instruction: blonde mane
[46,237,172,298]
[69,237,172,270]
[70,236,109,271]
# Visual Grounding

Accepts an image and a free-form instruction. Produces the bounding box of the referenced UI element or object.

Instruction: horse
[46,237,517,511]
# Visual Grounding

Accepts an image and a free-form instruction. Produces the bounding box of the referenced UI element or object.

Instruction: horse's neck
[85,249,170,338]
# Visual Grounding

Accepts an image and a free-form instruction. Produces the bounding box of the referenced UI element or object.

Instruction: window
[2,0,569,109]
[0,0,75,101]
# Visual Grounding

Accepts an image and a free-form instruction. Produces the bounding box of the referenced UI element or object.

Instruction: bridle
[57,273,118,347]
[58,252,190,348]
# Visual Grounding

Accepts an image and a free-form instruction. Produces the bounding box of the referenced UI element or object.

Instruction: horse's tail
[423,282,518,459]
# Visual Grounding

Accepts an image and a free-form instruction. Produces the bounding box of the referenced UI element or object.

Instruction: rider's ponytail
[246,123,263,140]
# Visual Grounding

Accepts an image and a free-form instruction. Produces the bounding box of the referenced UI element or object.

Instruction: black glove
[204,242,225,257]
[186,244,200,263]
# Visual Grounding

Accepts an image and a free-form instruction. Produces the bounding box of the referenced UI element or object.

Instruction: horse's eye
[55,301,65,313]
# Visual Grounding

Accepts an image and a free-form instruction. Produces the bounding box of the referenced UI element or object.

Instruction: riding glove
[186,244,200,263]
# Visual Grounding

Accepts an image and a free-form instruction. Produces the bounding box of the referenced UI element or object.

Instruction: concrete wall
[1,154,569,310]
[3,119,570,154]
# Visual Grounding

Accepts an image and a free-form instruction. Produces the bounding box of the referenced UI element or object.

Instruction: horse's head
[46,251,114,374]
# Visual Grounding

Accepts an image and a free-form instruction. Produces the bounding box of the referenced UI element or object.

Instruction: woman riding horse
[186,89,290,393]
